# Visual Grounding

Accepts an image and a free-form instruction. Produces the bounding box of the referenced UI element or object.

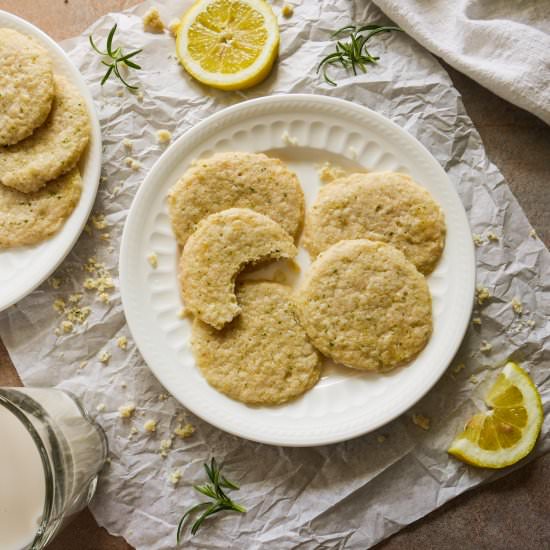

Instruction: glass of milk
[0,387,108,549]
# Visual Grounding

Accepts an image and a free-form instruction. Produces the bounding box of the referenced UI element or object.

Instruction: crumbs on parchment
[168,19,180,37]
[475,286,491,306]
[281,4,294,18]
[511,297,523,315]
[156,129,172,144]
[143,7,165,33]
[117,336,128,350]
[174,423,195,439]
[412,414,431,431]
[98,350,112,364]
[119,403,136,418]
[144,419,157,433]
[169,469,182,486]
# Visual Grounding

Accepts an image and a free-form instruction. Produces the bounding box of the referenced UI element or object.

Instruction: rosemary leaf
[176,458,246,542]
[318,23,402,86]
[89,23,142,90]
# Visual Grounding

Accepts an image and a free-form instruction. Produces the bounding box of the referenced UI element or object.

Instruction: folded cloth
[372,0,550,125]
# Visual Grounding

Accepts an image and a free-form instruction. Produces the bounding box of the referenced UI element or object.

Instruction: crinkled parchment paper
[1,1,549,548]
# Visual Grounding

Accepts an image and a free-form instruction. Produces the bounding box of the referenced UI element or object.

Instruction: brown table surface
[1,1,549,549]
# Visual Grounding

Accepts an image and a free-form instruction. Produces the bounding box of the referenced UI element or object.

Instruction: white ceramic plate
[120,94,475,447]
[0,11,102,311]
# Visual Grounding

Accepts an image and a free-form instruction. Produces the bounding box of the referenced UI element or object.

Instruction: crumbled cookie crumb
[124,157,141,171]
[156,129,172,144]
[376,434,386,443]
[79,361,88,370]
[119,403,136,418]
[476,286,491,305]
[472,317,482,326]
[452,362,465,375]
[281,130,298,146]
[174,423,195,439]
[412,414,431,430]
[527,319,535,328]
[96,403,107,412]
[117,336,128,350]
[116,89,124,97]
[480,340,492,353]
[98,292,110,304]
[123,138,133,151]
[143,7,165,32]
[53,298,66,314]
[83,258,115,297]
[529,228,537,238]
[281,3,294,17]
[472,233,484,247]
[91,214,107,230]
[159,438,172,458]
[158,393,169,401]
[486,231,499,242]
[144,419,157,433]
[169,469,182,486]
[469,374,478,384]
[168,18,180,37]
[511,297,523,315]
[317,161,348,184]
[61,320,74,333]
[99,350,112,364]
[148,253,158,269]
[49,277,62,289]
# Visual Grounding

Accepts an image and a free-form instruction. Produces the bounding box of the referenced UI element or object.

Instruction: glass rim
[0,392,54,550]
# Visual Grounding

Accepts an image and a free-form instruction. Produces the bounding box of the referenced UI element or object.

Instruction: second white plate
[0,11,102,311]
[120,94,475,446]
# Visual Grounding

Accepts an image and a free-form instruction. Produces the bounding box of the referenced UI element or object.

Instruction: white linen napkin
[372,0,550,125]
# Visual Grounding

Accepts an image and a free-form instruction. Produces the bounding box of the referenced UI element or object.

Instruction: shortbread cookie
[168,152,304,245]
[303,172,446,274]
[0,168,81,248]
[0,75,90,193]
[180,208,297,329]
[296,239,432,372]
[192,281,321,405]
[0,28,54,146]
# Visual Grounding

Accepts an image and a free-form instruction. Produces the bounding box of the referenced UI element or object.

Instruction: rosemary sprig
[89,23,142,90]
[176,458,246,541]
[318,24,402,86]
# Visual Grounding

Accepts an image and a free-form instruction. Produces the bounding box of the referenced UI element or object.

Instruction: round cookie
[0,168,82,248]
[0,75,90,193]
[192,281,321,405]
[0,28,54,146]
[296,239,432,372]
[303,172,446,275]
[180,207,297,329]
[168,152,305,246]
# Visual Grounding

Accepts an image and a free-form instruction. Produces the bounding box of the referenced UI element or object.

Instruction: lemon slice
[176,0,279,90]
[448,362,543,469]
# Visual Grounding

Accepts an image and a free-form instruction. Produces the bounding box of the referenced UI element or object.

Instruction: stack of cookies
[168,152,446,406]
[0,28,90,249]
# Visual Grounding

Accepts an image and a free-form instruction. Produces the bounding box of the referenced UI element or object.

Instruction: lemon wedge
[448,362,543,469]
[176,0,279,90]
